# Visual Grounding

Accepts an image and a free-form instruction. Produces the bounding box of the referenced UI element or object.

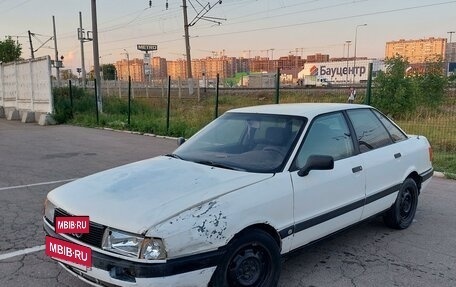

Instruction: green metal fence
[53,78,456,176]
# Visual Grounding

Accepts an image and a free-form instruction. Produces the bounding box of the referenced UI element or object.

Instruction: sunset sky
[2,0,455,72]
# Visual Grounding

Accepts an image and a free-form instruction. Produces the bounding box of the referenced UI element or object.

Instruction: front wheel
[209,229,281,287]
[383,178,419,229]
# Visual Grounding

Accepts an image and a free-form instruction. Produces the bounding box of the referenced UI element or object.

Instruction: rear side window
[373,110,408,142]
[347,109,393,153]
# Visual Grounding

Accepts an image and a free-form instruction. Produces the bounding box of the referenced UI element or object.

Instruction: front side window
[293,112,355,169]
[174,113,306,173]
[347,109,393,153]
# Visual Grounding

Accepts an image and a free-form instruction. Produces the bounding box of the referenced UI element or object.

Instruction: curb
[99,127,179,141]
[433,171,445,178]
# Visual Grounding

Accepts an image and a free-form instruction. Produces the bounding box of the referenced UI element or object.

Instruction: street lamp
[122,49,130,80]
[353,23,367,83]
[345,40,351,83]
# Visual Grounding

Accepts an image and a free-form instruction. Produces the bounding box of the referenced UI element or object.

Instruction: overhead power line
[1,0,32,14]
[195,1,456,39]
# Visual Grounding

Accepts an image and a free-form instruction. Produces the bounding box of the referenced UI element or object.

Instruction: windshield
[173,112,306,173]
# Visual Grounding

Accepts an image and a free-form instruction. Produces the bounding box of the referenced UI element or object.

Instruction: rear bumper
[420,168,434,192]
[43,219,221,286]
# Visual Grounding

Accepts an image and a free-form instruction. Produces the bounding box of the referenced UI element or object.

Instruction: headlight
[102,228,166,260]
[44,199,56,223]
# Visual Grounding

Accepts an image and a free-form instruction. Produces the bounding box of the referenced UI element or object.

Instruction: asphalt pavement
[0,119,455,287]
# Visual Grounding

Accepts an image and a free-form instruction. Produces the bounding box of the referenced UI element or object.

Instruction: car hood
[48,156,272,234]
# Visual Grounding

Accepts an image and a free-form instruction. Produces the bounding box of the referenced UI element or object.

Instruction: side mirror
[298,155,334,177]
[177,137,186,146]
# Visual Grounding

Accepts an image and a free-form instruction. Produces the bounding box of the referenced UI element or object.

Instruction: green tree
[372,55,416,117]
[0,37,22,63]
[414,59,447,109]
[373,55,447,118]
[101,64,116,80]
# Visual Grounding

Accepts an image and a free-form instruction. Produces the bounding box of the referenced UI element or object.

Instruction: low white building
[298,59,385,84]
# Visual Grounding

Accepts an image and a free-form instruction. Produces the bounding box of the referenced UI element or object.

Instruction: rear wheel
[210,229,281,287]
[383,178,418,229]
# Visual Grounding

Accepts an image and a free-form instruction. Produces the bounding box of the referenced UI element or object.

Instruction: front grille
[54,208,106,248]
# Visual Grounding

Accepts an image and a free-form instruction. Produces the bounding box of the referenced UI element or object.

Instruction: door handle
[352,166,363,173]
[394,153,401,159]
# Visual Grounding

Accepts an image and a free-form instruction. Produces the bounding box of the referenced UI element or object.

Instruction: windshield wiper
[165,153,184,160]
[193,160,245,171]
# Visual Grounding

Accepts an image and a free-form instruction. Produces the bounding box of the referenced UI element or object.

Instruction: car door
[289,112,365,250]
[346,108,405,220]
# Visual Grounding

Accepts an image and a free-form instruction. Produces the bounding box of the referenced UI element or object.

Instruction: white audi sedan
[44,103,433,287]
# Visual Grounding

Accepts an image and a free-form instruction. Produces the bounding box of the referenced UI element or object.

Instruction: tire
[209,229,281,287]
[383,178,419,229]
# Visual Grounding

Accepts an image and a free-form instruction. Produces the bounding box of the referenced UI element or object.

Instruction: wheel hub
[230,249,265,286]
[400,190,412,216]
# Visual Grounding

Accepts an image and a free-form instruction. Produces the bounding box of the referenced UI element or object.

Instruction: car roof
[227,103,369,118]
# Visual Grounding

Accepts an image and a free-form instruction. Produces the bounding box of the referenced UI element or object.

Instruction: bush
[372,55,447,118]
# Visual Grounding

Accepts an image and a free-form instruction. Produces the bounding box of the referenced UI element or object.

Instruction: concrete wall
[0,56,53,120]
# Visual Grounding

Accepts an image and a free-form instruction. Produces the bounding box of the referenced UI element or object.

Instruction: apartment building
[151,57,168,79]
[275,55,305,70]
[385,37,446,63]
[307,53,330,63]
[166,57,236,80]
[115,58,145,82]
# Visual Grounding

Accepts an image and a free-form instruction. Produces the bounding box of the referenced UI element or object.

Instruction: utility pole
[148,0,223,94]
[28,30,34,59]
[295,48,299,69]
[182,0,193,94]
[270,48,275,72]
[52,16,60,86]
[78,11,92,89]
[91,0,102,112]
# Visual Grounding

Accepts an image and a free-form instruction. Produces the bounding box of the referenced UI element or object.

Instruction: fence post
[197,77,201,102]
[365,62,373,105]
[275,67,280,104]
[215,73,220,119]
[69,80,73,118]
[128,76,131,126]
[118,79,122,99]
[166,76,171,134]
[94,79,99,125]
[178,77,182,99]
[161,78,165,98]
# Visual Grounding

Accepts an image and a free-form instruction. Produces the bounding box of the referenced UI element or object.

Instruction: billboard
[298,59,385,83]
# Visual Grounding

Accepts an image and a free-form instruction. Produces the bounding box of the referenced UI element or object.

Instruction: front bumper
[44,219,221,286]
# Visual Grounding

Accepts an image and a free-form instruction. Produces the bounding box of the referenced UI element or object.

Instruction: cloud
[62,49,79,72]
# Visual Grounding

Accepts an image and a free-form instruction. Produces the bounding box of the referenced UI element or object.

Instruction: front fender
[148,172,294,259]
